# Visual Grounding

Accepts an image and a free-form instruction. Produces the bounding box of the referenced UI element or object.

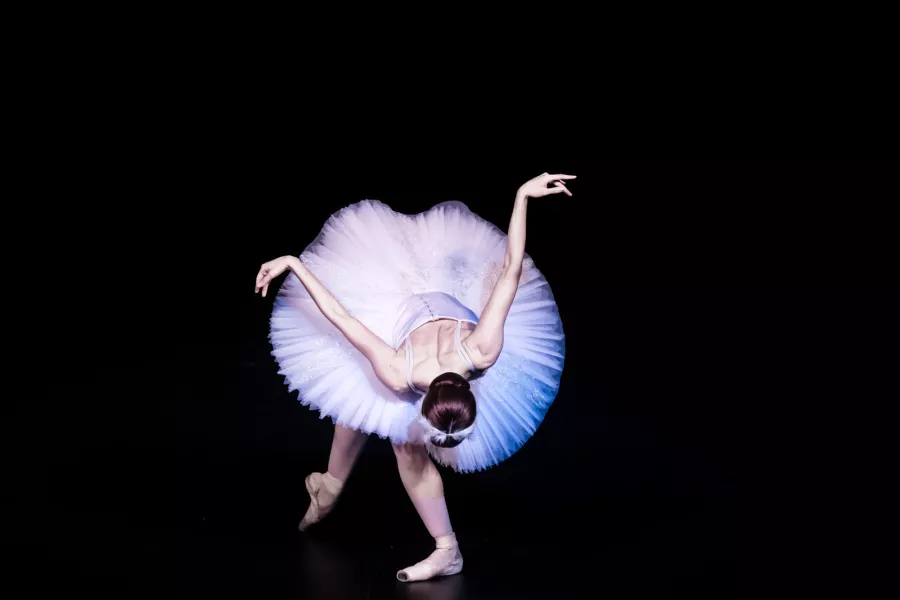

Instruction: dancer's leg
[393,443,463,582]
[327,423,368,481]
[299,424,367,531]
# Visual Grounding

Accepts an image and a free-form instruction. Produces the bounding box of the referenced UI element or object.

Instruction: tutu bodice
[270,200,565,472]
[392,291,478,349]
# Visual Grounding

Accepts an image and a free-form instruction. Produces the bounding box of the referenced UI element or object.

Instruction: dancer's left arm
[256,256,409,392]
[464,173,575,369]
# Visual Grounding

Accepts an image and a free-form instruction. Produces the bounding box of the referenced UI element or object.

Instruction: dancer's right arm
[256,256,409,393]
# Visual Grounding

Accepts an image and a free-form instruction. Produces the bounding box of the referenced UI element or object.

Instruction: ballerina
[255,172,572,581]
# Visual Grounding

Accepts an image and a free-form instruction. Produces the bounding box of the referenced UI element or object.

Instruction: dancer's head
[420,372,476,448]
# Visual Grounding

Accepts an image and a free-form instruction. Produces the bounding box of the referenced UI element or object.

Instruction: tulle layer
[270,200,565,472]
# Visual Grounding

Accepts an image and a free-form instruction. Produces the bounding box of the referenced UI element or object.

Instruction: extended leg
[393,443,463,582]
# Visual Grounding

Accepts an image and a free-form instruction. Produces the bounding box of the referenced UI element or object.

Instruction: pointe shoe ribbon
[298,472,343,531]
[396,533,463,582]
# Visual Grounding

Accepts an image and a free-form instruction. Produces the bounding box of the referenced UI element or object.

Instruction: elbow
[390,377,411,393]
[476,353,500,371]
[377,364,409,394]
[473,342,502,370]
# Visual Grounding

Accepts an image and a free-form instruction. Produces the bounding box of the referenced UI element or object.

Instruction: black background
[11,159,896,598]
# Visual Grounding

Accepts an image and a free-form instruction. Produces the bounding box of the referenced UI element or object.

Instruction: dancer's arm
[257,256,408,392]
[464,173,575,369]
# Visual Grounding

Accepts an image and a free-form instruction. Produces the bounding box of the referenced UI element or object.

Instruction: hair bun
[422,371,477,449]
[430,371,470,390]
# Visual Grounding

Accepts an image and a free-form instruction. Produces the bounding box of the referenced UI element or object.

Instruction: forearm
[466,193,527,367]
[288,257,402,389]
[287,257,351,323]
[503,191,528,276]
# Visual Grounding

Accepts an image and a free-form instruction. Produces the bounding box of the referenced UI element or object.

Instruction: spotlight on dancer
[255,173,573,582]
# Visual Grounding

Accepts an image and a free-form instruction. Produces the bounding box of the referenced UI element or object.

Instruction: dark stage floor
[15,470,750,599]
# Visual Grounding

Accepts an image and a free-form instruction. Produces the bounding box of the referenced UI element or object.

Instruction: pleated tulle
[270,200,565,472]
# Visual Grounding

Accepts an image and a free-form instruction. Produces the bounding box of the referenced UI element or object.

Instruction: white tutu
[270,200,565,472]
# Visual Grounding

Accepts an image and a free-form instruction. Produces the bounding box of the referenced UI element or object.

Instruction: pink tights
[321,425,454,540]
[326,424,367,482]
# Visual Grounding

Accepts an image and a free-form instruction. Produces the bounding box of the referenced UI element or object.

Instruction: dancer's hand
[517,173,576,198]
[255,256,297,297]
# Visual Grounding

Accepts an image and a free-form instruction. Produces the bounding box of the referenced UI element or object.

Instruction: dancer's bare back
[396,319,478,391]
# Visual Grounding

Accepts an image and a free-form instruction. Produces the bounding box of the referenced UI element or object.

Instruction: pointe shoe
[298,472,343,531]
[396,533,463,582]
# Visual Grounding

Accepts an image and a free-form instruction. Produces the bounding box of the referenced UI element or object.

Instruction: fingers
[255,265,269,287]
[546,185,569,195]
[539,173,575,181]
[262,283,270,297]
[255,269,267,293]
[256,264,275,294]
[552,181,573,196]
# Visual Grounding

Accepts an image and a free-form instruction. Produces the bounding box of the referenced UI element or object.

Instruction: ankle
[434,532,458,550]
[321,472,344,494]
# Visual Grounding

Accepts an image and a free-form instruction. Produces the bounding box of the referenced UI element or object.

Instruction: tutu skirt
[270,200,565,472]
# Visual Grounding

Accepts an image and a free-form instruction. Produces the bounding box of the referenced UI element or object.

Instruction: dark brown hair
[422,372,476,448]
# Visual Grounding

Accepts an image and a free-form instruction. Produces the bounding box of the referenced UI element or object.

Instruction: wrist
[288,256,304,273]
